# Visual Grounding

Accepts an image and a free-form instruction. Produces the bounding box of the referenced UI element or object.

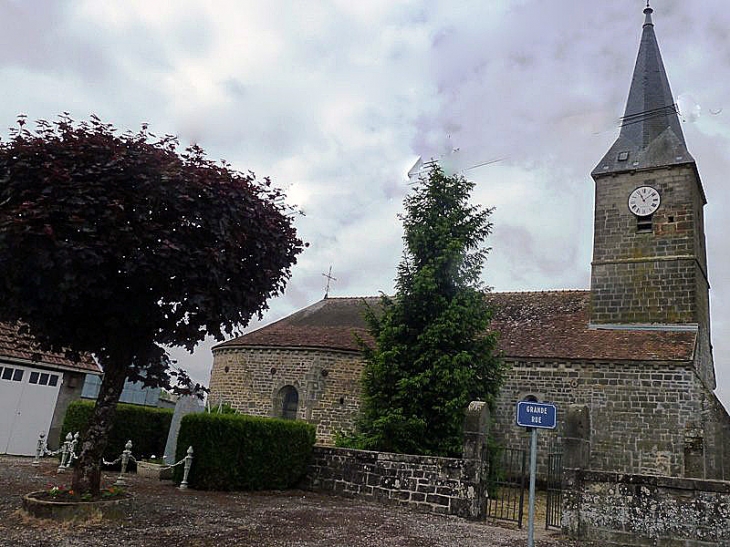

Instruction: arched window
[279,385,299,420]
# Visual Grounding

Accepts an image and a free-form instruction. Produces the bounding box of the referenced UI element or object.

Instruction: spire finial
[644,1,653,26]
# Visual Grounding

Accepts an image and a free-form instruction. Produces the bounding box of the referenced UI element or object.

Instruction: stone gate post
[460,400,490,520]
[563,404,590,469]
[562,404,591,536]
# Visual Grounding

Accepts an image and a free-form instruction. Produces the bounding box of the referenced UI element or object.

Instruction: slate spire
[593,4,693,176]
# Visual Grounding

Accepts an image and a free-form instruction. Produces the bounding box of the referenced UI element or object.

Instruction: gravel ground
[0,456,592,547]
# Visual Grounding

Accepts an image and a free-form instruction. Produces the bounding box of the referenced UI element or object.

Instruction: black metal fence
[486,448,527,528]
[545,451,563,529]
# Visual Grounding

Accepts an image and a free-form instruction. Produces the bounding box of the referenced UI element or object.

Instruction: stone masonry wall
[302,446,484,518]
[694,269,715,389]
[591,165,709,327]
[210,346,730,480]
[591,259,701,323]
[492,359,728,479]
[703,389,730,481]
[562,469,730,546]
[209,347,363,444]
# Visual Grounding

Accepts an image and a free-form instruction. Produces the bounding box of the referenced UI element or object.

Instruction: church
[209,5,730,480]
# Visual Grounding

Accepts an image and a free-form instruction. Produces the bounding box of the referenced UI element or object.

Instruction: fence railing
[32,431,80,472]
[545,451,563,530]
[486,447,527,528]
[31,432,194,489]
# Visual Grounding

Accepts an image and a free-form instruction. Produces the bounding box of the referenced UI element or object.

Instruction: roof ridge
[489,289,589,296]
[319,296,382,301]
[312,289,591,300]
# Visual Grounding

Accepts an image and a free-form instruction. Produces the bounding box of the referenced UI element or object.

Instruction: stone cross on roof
[322,266,337,299]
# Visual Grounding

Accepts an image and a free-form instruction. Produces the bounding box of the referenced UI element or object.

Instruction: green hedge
[61,400,173,460]
[174,413,316,491]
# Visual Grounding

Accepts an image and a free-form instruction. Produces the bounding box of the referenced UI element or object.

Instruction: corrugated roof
[215,291,696,362]
[0,322,100,374]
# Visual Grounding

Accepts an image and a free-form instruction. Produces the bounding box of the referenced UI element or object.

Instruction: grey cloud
[2,0,730,409]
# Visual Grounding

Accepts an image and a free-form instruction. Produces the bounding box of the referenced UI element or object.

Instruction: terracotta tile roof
[0,322,100,374]
[488,291,695,361]
[215,292,696,362]
[216,297,377,352]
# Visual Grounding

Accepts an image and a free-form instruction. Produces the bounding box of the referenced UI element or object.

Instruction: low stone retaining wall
[302,446,486,519]
[563,469,730,546]
[301,403,491,519]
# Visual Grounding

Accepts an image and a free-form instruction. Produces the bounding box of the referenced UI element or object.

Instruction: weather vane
[322,266,337,299]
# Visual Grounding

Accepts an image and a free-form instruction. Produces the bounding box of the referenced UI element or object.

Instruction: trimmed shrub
[174,413,316,491]
[61,400,173,460]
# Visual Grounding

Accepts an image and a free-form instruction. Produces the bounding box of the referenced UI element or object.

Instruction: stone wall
[590,164,715,390]
[209,346,364,444]
[492,358,729,479]
[303,446,485,518]
[703,390,730,481]
[302,401,490,519]
[591,165,708,327]
[563,469,730,546]
[211,345,730,479]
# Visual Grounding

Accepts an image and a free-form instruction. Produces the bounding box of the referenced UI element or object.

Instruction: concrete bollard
[32,433,47,467]
[179,446,193,490]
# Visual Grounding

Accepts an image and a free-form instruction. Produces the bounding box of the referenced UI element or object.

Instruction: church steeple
[593,3,694,176]
[589,4,714,389]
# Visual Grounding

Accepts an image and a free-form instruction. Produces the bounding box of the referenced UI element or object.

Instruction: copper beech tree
[0,115,304,495]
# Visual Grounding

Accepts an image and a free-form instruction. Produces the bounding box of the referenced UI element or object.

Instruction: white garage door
[0,364,61,455]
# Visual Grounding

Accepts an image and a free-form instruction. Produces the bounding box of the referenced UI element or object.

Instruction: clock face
[628,186,661,216]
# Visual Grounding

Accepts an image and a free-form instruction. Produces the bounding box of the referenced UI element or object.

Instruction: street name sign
[516,401,557,429]
[516,400,558,547]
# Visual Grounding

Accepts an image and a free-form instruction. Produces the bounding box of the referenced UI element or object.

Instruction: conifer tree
[355,163,504,456]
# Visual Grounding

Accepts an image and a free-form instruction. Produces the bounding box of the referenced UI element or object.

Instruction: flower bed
[22,486,133,521]
[136,460,173,480]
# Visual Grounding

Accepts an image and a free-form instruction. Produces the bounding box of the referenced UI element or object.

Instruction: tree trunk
[71,359,128,495]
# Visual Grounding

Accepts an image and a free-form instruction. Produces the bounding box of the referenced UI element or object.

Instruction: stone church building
[209,6,730,480]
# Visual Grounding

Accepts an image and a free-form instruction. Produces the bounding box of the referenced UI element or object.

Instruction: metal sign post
[527,427,538,546]
[516,401,557,547]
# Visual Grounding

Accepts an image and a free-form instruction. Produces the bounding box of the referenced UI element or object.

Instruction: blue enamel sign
[516,401,557,429]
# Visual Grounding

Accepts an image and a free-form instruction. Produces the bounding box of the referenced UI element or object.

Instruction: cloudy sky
[3,0,730,410]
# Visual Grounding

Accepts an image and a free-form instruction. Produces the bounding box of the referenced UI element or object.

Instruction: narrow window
[637,214,653,232]
[12,369,23,382]
[49,375,59,387]
[2,367,13,380]
[279,386,299,420]
[39,373,49,386]
[29,371,39,384]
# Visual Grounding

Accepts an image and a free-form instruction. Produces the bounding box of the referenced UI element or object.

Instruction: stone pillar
[562,404,590,538]
[561,467,583,537]
[163,395,204,464]
[459,401,490,520]
[563,404,590,470]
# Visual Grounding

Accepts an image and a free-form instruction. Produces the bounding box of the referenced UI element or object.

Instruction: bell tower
[589,5,714,388]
